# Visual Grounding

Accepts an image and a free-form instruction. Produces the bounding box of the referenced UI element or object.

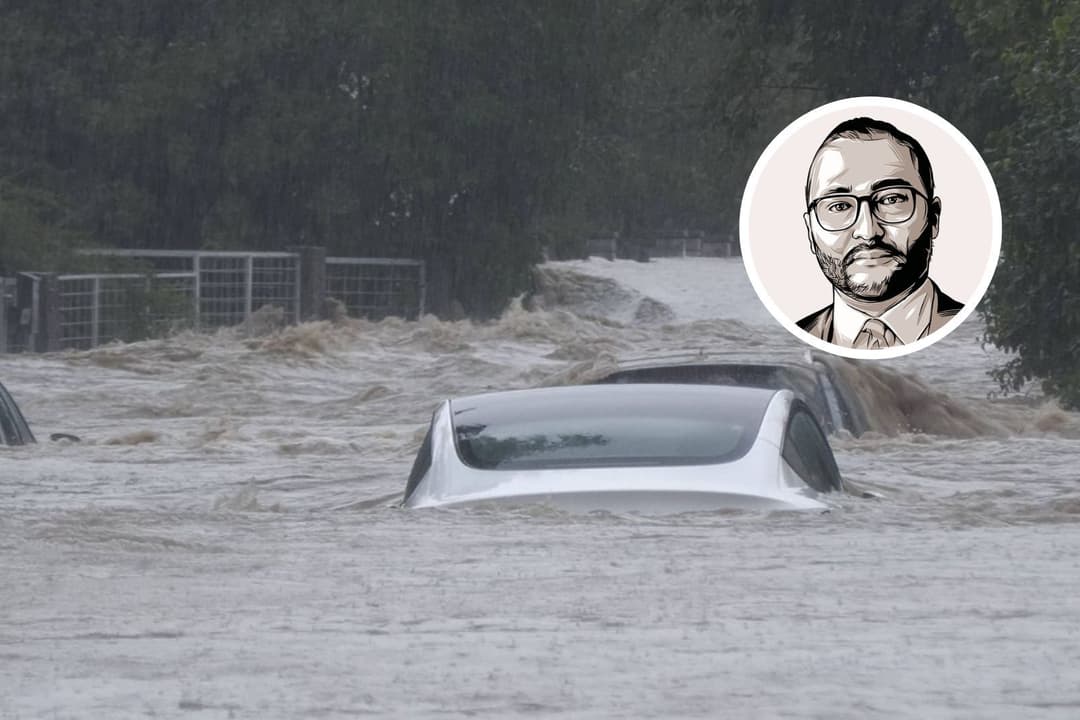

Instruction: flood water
[3,257,1080,718]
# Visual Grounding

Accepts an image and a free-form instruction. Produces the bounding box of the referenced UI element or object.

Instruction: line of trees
[1,1,1077,405]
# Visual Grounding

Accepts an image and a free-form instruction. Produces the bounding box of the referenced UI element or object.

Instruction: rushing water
[3,257,1080,719]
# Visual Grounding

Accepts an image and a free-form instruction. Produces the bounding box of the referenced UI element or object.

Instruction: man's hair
[805,117,935,204]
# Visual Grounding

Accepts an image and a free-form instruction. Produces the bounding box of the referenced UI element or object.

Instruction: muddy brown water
[3,258,1079,718]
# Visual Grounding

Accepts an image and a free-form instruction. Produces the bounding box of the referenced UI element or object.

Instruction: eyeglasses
[809,185,927,232]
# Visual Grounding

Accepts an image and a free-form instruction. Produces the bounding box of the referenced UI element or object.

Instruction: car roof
[589,358,867,437]
[596,362,820,386]
[602,351,815,372]
[450,383,781,417]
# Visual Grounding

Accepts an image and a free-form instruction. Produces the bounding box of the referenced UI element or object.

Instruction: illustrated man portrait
[798,117,962,349]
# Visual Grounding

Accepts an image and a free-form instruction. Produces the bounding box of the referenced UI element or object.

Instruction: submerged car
[0,380,35,446]
[593,353,869,436]
[403,384,843,513]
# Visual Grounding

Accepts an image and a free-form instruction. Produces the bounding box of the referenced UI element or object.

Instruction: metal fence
[196,253,300,327]
[326,257,425,320]
[81,250,302,328]
[57,273,195,350]
[3,248,427,352]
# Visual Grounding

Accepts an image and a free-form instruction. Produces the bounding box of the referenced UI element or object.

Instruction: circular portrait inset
[739,97,1001,359]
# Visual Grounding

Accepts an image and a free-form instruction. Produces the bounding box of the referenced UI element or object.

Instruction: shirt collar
[832,277,935,346]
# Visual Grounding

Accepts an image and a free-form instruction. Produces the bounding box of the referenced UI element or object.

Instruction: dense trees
[0,1,624,312]
[955,1,1080,407]
[1,1,1077,402]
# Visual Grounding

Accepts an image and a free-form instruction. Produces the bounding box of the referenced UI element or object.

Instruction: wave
[33,259,1080,447]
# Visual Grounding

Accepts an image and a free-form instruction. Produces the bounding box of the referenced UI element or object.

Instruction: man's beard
[812,225,933,302]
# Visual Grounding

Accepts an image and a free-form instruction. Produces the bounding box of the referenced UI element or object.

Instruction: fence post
[287,246,326,322]
[244,254,254,320]
[192,253,202,330]
[37,273,62,352]
[91,277,101,348]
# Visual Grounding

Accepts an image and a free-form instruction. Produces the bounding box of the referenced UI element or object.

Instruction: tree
[955,0,1080,406]
[0,1,626,315]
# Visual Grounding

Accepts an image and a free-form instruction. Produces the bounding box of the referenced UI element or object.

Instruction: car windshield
[452,385,772,470]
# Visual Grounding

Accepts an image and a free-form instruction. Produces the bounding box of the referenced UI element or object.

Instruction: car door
[781,404,842,492]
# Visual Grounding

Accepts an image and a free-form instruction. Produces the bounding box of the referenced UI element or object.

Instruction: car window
[452,387,771,471]
[457,416,751,470]
[782,408,842,492]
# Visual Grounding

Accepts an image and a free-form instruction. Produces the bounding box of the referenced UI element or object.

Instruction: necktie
[853,318,899,350]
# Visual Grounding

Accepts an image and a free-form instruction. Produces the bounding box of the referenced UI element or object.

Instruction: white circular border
[738,96,1001,360]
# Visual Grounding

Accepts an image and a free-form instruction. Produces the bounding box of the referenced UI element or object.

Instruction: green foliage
[565,1,984,242]
[0,0,1076,409]
[0,180,88,273]
[956,0,1080,407]
[0,0,988,308]
[0,0,623,314]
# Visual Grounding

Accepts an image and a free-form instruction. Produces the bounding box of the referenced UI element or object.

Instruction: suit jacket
[797,280,963,344]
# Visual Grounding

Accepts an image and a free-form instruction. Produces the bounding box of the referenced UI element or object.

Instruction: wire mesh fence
[80,250,301,328]
[3,249,426,351]
[195,254,300,328]
[326,258,425,320]
[57,273,197,350]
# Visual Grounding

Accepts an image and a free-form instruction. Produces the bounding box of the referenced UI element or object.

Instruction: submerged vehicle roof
[405,382,843,513]
[591,352,869,436]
